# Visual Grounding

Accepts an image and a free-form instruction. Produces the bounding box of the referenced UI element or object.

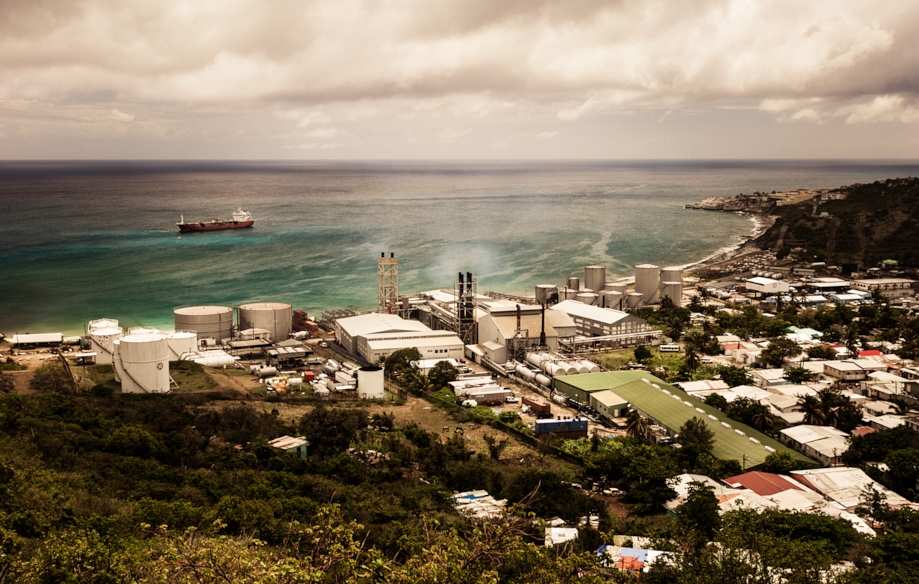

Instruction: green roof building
[554,371,814,469]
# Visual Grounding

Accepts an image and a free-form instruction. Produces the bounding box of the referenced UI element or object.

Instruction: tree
[482,434,509,461]
[625,410,647,440]
[807,345,837,360]
[676,481,722,546]
[760,337,801,368]
[798,394,827,426]
[704,393,728,411]
[621,445,678,514]
[884,448,919,496]
[0,374,13,394]
[762,451,799,474]
[678,417,715,467]
[783,366,817,384]
[684,346,700,373]
[426,360,458,391]
[889,396,912,416]
[383,347,422,381]
[715,365,752,388]
[633,345,652,364]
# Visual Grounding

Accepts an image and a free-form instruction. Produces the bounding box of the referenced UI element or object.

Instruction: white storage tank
[117,333,170,394]
[535,374,552,387]
[566,277,581,291]
[88,318,123,365]
[546,362,568,377]
[358,365,385,399]
[174,306,234,343]
[660,281,683,307]
[535,285,558,305]
[634,264,661,305]
[578,360,602,373]
[604,291,624,310]
[584,265,607,293]
[166,331,198,361]
[527,353,544,368]
[552,394,568,405]
[238,302,293,343]
[627,292,644,309]
[606,283,628,295]
[562,288,578,300]
[660,266,684,285]
[515,365,537,380]
[562,361,580,375]
[576,292,598,306]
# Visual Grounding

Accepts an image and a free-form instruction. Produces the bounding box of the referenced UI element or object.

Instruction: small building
[790,467,918,511]
[780,425,849,467]
[269,435,308,458]
[745,277,790,296]
[549,300,658,349]
[823,361,866,383]
[9,333,63,347]
[589,390,629,420]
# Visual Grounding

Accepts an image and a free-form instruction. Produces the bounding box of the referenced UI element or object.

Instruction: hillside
[754,177,919,266]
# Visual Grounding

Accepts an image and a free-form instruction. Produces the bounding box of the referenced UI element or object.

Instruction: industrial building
[745,277,791,296]
[473,300,576,364]
[334,313,464,364]
[549,300,658,349]
[850,278,917,299]
[552,371,812,469]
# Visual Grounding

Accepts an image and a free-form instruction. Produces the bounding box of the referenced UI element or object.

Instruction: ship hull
[177,220,254,233]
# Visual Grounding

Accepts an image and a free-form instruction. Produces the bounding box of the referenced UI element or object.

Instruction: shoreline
[682,213,775,275]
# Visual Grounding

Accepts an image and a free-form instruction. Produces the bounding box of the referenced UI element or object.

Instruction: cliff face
[753,177,919,266]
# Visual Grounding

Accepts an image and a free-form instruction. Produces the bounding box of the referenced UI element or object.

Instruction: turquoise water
[2,160,918,336]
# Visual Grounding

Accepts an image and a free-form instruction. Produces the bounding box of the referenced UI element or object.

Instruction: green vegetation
[756,177,919,266]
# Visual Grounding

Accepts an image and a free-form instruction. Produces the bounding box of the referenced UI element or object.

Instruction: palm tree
[751,406,776,433]
[798,394,827,425]
[626,410,648,440]
[684,346,700,373]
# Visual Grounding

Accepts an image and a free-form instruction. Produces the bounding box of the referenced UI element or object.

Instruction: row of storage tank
[535,264,684,309]
[173,302,293,344]
[88,318,237,394]
[513,352,601,387]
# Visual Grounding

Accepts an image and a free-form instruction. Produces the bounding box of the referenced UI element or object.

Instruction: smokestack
[466,272,473,292]
[540,303,546,346]
[459,272,464,284]
[381,252,385,258]
[390,252,394,258]
[516,304,521,332]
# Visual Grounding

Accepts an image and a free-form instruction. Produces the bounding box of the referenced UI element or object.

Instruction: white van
[659,344,681,353]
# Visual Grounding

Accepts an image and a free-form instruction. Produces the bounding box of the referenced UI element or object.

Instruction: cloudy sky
[2,0,919,159]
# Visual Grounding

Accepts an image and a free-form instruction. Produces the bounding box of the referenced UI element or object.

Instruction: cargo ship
[176,207,254,233]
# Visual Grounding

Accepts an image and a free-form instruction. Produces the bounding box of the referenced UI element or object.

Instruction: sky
[2,0,919,159]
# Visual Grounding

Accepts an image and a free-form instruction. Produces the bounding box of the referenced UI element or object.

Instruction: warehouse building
[549,300,658,348]
[850,278,917,299]
[334,313,464,364]
[553,371,812,469]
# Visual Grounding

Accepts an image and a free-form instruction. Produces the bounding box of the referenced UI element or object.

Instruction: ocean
[2,160,918,336]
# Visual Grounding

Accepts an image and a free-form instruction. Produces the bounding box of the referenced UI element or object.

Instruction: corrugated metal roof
[490,311,575,340]
[550,300,631,326]
[724,471,803,496]
[10,333,63,344]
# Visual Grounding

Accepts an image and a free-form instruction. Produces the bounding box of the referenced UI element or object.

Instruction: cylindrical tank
[358,365,385,399]
[526,353,544,368]
[535,285,558,305]
[257,366,279,378]
[561,288,577,300]
[660,282,683,307]
[515,365,537,380]
[627,292,644,309]
[189,351,237,368]
[773,273,783,280]
[635,264,661,305]
[552,394,568,405]
[287,377,303,387]
[535,374,552,387]
[546,362,567,377]
[584,265,607,293]
[578,360,602,373]
[174,306,234,343]
[605,291,624,310]
[567,277,581,291]
[166,331,198,361]
[117,333,170,394]
[88,318,123,365]
[112,340,123,382]
[661,266,683,284]
[576,292,598,306]
[606,283,628,295]
[569,361,589,375]
[238,302,292,343]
